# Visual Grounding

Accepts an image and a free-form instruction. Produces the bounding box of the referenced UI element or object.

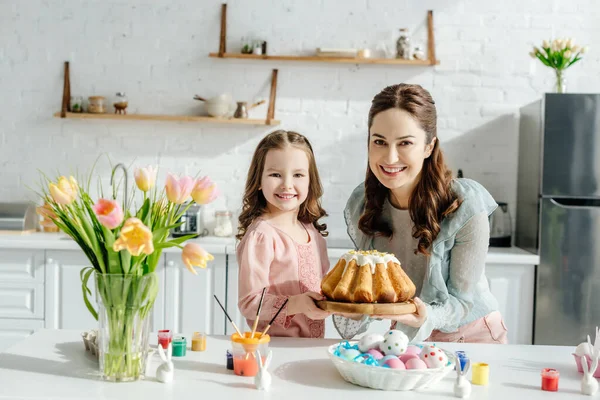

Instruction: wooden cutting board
[316,300,416,315]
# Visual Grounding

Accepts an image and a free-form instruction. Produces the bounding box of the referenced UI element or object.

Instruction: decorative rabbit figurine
[582,348,600,395]
[156,343,174,383]
[254,349,273,391]
[454,359,472,398]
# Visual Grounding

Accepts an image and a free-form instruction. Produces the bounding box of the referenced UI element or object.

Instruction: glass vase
[95,272,158,382]
[554,69,567,93]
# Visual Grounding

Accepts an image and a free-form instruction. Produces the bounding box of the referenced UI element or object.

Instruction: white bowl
[327,342,455,391]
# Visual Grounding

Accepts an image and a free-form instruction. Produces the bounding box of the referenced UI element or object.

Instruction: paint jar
[230,332,270,377]
[157,329,172,349]
[226,350,234,370]
[541,368,559,391]
[171,336,187,357]
[472,362,489,385]
[192,332,206,351]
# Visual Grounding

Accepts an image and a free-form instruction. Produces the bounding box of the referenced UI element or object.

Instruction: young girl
[236,130,331,338]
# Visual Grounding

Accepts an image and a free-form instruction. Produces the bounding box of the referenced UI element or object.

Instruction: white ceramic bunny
[454,359,471,398]
[156,343,174,383]
[582,348,600,396]
[254,349,272,391]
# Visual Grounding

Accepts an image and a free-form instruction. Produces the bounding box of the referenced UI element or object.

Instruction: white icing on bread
[340,250,401,274]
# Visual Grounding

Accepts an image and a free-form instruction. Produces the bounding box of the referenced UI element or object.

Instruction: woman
[335,83,508,344]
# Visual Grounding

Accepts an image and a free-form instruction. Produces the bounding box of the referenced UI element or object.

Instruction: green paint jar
[171,336,187,357]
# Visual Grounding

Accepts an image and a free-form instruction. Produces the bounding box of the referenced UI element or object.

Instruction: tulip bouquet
[37,163,219,381]
[530,38,589,93]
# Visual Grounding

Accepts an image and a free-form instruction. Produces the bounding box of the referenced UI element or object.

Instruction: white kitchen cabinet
[163,252,227,336]
[486,262,535,345]
[45,250,166,333]
[224,255,250,336]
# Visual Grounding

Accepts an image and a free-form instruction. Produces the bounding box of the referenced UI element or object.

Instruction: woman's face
[368,108,435,194]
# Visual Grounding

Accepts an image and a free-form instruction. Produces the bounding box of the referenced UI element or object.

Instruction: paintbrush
[213,294,242,337]
[259,298,289,338]
[250,287,267,338]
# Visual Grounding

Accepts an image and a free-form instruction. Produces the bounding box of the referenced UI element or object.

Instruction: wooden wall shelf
[211,4,439,66]
[56,62,280,125]
[208,53,438,65]
[53,112,280,125]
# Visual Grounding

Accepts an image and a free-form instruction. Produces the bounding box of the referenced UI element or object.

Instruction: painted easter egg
[384,358,406,369]
[420,345,448,368]
[358,333,385,353]
[379,330,409,356]
[405,358,428,370]
[341,348,362,362]
[399,353,420,364]
[380,355,399,365]
[366,348,384,360]
[405,345,422,355]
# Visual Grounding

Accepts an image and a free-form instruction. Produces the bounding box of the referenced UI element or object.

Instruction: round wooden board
[316,300,416,315]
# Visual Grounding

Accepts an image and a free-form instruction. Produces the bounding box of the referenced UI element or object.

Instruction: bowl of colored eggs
[327,330,456,391]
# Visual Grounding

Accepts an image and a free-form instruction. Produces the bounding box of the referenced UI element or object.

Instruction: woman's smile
[380,164,408,177]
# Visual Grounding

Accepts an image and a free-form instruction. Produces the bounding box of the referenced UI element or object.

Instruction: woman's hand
[372,297,428,328]
[288,291,332,320]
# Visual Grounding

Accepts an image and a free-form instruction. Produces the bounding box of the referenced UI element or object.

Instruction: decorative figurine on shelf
[156,342,174,383]
[581,329,600,396]
[253,40,263,55]
[454,359,472,398]
[396,28,411,59]
[254,349,272,391]
[113,92,128,115]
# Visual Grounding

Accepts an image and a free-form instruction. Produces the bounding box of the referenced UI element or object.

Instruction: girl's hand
[372,297,428,328]
[288,291,332,320]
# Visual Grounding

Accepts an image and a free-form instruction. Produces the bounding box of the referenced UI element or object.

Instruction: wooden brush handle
[193,95,207,101]
[249,100,266,110]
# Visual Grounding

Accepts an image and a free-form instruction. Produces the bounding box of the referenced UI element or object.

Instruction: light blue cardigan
[343,178,499,342]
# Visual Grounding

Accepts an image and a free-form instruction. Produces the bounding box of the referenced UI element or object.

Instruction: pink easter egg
[385,358,406,369]
[405,358,428,370]
[405,345,422,355]
[367,349,384,360]
[400,353,420,364]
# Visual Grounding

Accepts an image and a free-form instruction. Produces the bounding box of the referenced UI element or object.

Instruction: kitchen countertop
[0,329,584,399]
[0,232,540,265]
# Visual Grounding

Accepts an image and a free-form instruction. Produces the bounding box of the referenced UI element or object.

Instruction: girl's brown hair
[237,130,328,240]
[359,84,460,255]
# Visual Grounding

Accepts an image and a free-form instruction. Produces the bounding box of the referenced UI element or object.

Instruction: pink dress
[237,218,330,338]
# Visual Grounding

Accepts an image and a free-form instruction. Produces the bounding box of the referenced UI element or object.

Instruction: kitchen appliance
[516,93,600,346]
[171,203,208,238]
[0,202,38,233]
[489,202,512,247]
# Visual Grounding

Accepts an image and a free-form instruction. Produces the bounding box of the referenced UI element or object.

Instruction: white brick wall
[1,0,599,238]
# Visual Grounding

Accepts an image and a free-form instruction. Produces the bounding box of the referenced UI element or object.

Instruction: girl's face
[260,146,310,215]
[368,108,435,194]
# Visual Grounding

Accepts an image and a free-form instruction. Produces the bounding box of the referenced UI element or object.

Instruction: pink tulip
[134,165,157,192]
[92,199,124,230]
[165,173,194,204]
[191,176,219,204]
[182,242,214,275]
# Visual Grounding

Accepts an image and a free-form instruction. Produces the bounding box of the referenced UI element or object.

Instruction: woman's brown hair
[237,130,328,240]
[359,84,460,255]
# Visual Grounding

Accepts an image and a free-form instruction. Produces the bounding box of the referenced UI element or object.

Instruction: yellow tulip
[113,217,154,256]
[181,242,214,275]
[191,176,219,204]
[49,176,78,205]
[134,165,157,192]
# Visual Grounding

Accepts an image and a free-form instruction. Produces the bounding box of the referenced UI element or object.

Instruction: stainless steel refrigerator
[516,93,600,346]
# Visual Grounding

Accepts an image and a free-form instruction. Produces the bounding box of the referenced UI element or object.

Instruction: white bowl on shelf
[327,342,455,391]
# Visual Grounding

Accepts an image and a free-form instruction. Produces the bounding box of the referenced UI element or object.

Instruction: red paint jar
[541,368,559,391]
[158,329,172,349]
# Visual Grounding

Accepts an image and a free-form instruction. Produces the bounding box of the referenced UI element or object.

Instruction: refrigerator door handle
[549,198,600,209]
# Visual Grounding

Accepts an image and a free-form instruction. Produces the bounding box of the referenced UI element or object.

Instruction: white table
[0,329,585,399]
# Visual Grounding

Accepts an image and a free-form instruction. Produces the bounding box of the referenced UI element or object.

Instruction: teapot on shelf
[233,100,265,119]
[193,94,235,118]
